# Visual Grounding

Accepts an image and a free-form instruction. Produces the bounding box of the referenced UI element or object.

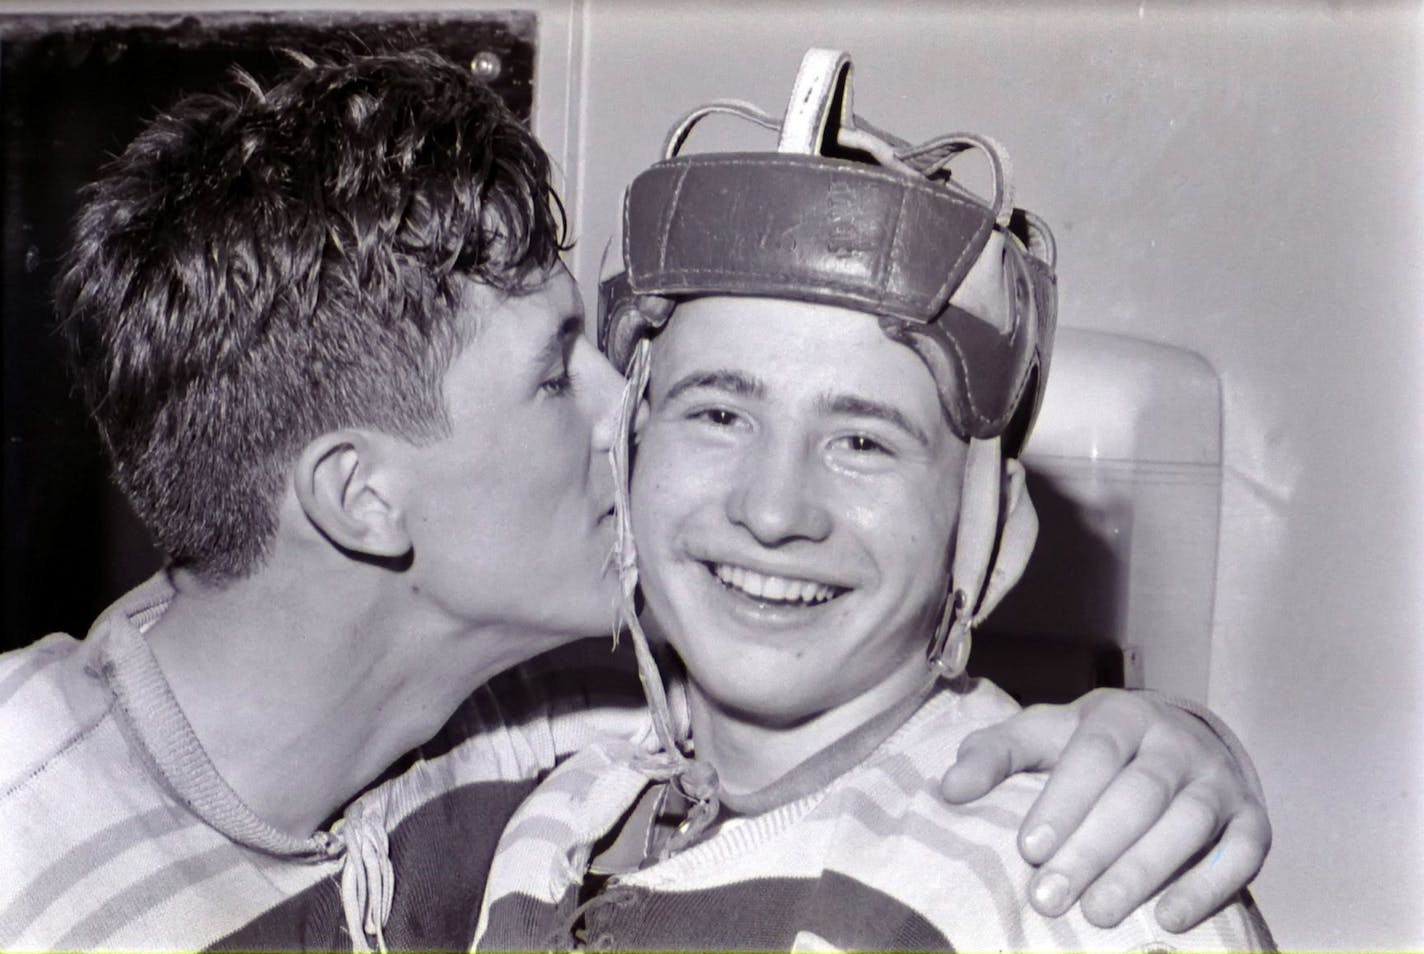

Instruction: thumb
[941,727,1023,802]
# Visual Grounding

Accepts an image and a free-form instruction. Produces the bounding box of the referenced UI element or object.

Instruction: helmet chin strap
[606,338,724,854]
[609,339,690,760]
[927,436,1039,679]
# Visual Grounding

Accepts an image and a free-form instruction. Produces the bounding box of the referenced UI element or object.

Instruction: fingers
[947,687,1271,932]
[940,703,1077,804]
[1017,692,1152,866]
[1151,801,1271,932]
[1071,780,1225,927]
[1025,694,1271,931]
[1025,753,1184,917]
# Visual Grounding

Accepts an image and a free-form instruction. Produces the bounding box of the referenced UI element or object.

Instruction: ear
[292,431,411,560]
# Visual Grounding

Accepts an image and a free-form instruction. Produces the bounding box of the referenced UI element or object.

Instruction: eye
[689,406,741,427]
[836,434,892,455]
[539,368,575,396]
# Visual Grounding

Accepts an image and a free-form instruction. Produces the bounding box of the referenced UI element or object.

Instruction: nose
[576,338,629,454]
[726,436,833,546]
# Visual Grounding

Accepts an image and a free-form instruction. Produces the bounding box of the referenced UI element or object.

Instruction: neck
[144,554,569,839]
[685,653,934,797]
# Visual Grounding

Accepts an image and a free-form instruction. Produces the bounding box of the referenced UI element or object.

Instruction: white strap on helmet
[929,437,1039,679]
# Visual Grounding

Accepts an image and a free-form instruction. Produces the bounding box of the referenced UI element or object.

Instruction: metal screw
[470,51,503,82]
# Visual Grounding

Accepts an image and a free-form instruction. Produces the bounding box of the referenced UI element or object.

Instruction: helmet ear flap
[979,456,1038,621]
[927,439,1039,679]
[598,270,675,376]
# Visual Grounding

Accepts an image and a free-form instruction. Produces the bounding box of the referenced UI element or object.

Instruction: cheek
[630,433,720,536]
[518,421,592,499]
[855,493,958,620]
[408,448,493,534]
[850,488,956,555]
[630,476,685,564]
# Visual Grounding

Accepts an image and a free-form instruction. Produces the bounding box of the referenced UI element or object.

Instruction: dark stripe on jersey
[209,777,539,952]
[60,843,240,950]
[482,871,955,951]
[1,804,194,936]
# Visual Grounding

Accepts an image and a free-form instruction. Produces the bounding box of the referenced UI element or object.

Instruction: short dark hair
[55,48,569,581]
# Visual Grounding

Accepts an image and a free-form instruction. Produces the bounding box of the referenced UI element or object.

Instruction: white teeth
[710,563,840,605]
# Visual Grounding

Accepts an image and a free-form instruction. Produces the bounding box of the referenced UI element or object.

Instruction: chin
[691,670,832,729]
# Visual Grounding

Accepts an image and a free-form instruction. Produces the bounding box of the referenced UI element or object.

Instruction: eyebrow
[817,392,932,447]
[663,369,764,404]
[663,368,932,447]
[532,314,584,368]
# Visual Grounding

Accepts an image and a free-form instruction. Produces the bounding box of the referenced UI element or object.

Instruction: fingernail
[1032,872,1071,914]
[1023,824,1056,858]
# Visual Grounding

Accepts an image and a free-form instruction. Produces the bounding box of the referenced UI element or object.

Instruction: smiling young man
[475,50,1274,951]
[2,48,1268,952]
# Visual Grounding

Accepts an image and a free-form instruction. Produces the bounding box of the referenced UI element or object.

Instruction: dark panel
[973,469,1129,702]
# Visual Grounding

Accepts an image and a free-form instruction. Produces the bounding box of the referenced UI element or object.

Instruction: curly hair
[55,49,570,581]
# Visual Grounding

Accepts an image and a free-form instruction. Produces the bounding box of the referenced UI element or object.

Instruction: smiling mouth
[704,562,848,607]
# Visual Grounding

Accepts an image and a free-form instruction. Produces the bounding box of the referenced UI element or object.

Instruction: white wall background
[569,2,1424,949]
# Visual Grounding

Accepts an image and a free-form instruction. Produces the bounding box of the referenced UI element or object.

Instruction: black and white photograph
[1,2,1420,951]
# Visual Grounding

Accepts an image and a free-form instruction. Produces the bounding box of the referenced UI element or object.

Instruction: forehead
[459,262,582,343]
[441,264,582,417]
[651,295,942,412]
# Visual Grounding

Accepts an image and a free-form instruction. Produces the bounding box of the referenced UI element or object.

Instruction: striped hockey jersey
[475,678,1274,952]
[0,573,649,951]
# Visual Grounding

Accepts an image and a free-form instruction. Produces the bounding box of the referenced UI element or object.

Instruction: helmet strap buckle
[927,588,973,680]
